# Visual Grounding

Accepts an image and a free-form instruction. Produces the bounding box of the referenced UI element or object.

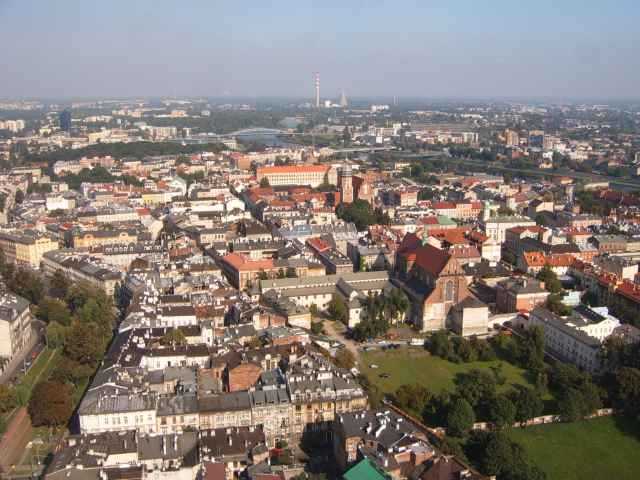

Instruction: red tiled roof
[546,253,577,267]
[616,280,640,303]
[306,236,331,252]
[523,251,546,267]
[508,225,545,235]
[222,252,274,271]
[433,201,456,210]
[414,243,452,277]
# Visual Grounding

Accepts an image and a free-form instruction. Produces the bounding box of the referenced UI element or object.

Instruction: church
[395,232,472,332]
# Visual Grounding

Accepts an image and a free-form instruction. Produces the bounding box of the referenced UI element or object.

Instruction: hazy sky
[1,0,639,99]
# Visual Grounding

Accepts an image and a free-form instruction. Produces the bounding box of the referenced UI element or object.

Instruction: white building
[0,293,32,362]
[529,305,620,373]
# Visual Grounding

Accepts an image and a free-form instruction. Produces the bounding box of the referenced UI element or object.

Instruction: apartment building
[529,305,621,373]
[0,230,59,269]
[41,250,123,295]
[0,293,32,362]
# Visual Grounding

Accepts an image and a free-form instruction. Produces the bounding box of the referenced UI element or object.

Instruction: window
[445,281,454,302]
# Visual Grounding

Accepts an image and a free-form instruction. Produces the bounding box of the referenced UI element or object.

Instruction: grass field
[20,348,59,392]
[360,347,533,395]
[508,417,640,480]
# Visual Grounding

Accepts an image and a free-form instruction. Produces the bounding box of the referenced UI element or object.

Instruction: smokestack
[315,72,320,108]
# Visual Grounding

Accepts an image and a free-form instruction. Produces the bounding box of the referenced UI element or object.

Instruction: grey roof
[198,392,252,413]
[336,409,424,451]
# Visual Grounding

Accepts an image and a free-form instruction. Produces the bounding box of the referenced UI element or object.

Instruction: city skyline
[1,0,639,99]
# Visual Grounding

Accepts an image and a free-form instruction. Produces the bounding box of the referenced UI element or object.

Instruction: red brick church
[396,232,470,331]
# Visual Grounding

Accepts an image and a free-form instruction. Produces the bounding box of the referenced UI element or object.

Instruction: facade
[450,296,489,337]
[396,233,470,332]
[256,165,329,188]
[0,293,31,361]
[480,215,536,244]
[529,305,621,373]
[495,277,549,313]
[72,228,141,248]
[0,230,59,269]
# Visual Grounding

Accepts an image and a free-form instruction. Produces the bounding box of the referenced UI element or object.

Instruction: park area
[360,347,533,395]
[507,416,640,480]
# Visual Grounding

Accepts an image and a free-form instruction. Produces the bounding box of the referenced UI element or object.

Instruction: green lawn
[360,348,532,395]
[508,417,640,480]
[19,348,59,392]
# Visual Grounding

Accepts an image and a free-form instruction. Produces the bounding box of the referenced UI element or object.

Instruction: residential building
[0,293,31,362]
[0,230,59,269]
[495,277,549,313]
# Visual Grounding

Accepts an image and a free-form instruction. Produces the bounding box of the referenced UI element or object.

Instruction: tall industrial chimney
[315,72,320,108]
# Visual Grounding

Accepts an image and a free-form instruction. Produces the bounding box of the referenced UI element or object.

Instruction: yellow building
[72,229,140,248]
[0,231,59,268]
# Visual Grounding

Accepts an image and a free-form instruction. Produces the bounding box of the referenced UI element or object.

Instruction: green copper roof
[343,458,390,480]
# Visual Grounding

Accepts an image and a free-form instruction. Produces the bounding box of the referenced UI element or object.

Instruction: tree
[50,357,94,384]
[511,387,544,424]
[468,431,546,480]
[46,321,68,349]
[7,268,44,304]
[0,385,16,414]
[428,330,451,358]
[37,298,71,325]
[160,329,187,347]
[327,296,347,323]
[536,265,562,294]
[14,189,24,204]
[489,395,516,429]
[64,322,104,366]
[394,384,432,414]
[28,381,73,426]
[519,326,545,373]
[454,369,497,408]
[446,398,475,437]
[259,177,270,188]
[50,270,71,299]
[610,367,640,416]
[334,348,355,370]
[335,199,384,230]
[556,387,584,422]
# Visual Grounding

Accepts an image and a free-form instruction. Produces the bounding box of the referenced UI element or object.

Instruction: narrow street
[320,319,361,364]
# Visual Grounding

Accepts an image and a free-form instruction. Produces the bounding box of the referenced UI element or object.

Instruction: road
[0,322,44,384]
[321,320,361,363]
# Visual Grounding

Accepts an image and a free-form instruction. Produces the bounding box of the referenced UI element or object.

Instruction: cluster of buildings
[2,98,640,479]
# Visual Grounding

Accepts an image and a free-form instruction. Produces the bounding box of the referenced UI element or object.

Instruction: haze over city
[1,0,640,99]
